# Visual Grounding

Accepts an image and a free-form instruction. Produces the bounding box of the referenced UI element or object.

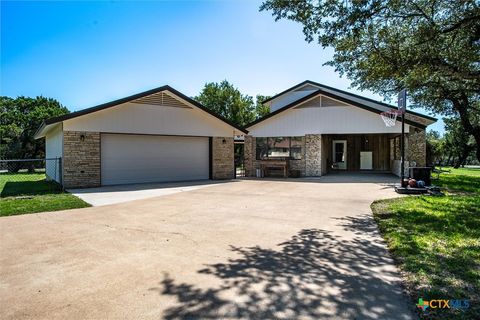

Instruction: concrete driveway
[68,180,229,206]
[0,175,414,319]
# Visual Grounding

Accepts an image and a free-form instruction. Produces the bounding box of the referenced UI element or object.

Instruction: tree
[255,95,271,118]
[443,117,475,168]
[195,80,255,127]
[260,0,480,161]
[195,80,269,126]
[426,130,444,166]
[0,96,69,160]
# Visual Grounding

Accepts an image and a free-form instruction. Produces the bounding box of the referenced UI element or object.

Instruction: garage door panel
[101,134,209,185]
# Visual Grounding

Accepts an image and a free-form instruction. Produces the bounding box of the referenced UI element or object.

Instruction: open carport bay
[0,176,413,319]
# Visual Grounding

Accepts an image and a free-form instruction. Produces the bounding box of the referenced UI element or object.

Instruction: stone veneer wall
[391,160,410,177]
[212,137,234,179]
[63,131,101,188]
[390,127,426,176]
[407,127,426,167]
[305,134,322,176]
[244,135,255,177]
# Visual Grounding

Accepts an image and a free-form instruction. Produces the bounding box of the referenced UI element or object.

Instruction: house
[34,86,246,188]
[244,80,436,177]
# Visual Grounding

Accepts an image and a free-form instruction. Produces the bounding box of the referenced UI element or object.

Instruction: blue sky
[1,0,443,132]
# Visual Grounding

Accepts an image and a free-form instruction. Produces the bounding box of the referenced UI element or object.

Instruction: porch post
[401,114,405,186]
[305,134,322,176]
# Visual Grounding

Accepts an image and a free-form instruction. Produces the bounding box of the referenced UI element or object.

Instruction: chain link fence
[0,158,62,197]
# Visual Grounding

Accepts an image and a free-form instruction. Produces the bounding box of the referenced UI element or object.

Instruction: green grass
[372,167,480,319]
[0,173,59,197]
[432,167,480,193]
[0,173,90,216]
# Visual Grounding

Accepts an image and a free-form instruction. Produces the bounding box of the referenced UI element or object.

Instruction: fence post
[58,157,63,189]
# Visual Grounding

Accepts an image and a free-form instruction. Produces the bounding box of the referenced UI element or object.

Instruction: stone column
[212,137,234,179]
[63,131,101,188]
[244,135,255,177]
[305,134,322,176]
[407,128,426,167]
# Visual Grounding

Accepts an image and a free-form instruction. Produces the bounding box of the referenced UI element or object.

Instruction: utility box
[360,151,373,170]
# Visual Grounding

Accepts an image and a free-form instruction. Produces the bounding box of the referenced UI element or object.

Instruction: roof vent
[294,96,321,109]
[132,92,192,108]
[321,96,349,107]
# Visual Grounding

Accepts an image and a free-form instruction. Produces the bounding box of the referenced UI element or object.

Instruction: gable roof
[259,80,437,126]
[35,85,247,138]
[247,85,436,129]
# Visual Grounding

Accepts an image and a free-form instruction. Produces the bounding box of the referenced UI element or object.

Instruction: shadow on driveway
[150,226,413,319]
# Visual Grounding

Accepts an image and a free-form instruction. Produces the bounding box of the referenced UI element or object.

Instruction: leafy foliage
[255,94,272,118]
[426,117,478,167]
[426,130,445,165]
[195,80,270,127]
[0,96,69,159]
[195,81,256,127]
[443,118,476,167]
[260,0,480,160]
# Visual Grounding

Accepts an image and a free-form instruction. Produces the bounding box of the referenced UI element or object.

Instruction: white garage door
[101,134,209,185]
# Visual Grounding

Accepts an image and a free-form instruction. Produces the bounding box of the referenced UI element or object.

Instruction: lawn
[0,173,90,216]
[372,167,479,319]
[432,167,480,193]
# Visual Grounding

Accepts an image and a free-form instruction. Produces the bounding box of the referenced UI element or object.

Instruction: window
[268,137,290,157]
[290,137,302,160]
[256,137,268,160]
[334,142,345,162]
[255,137,303,160]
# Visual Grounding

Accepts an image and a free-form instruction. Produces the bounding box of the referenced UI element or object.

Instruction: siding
[45,123,63,183]
[63,102,237,137]
[323,134,391,171]
[248,105,409,136]
[269,89,317,112]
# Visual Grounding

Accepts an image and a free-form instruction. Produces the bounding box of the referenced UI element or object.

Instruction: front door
[332,140,347,170]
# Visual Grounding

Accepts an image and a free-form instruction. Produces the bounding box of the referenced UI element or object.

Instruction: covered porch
[322,134,398,174]
[244,133,404,178]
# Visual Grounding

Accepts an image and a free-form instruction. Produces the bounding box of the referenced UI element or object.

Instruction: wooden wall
[323,134,392,171]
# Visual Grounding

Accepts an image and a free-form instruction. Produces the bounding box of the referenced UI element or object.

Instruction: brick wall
[212,137,234,179]
[63,131,101,188]
[305,134,322,176]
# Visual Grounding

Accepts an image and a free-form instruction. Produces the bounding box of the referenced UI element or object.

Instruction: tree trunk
[455,151,469,168]
[474,134,480,164]
[453,97,480,163]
